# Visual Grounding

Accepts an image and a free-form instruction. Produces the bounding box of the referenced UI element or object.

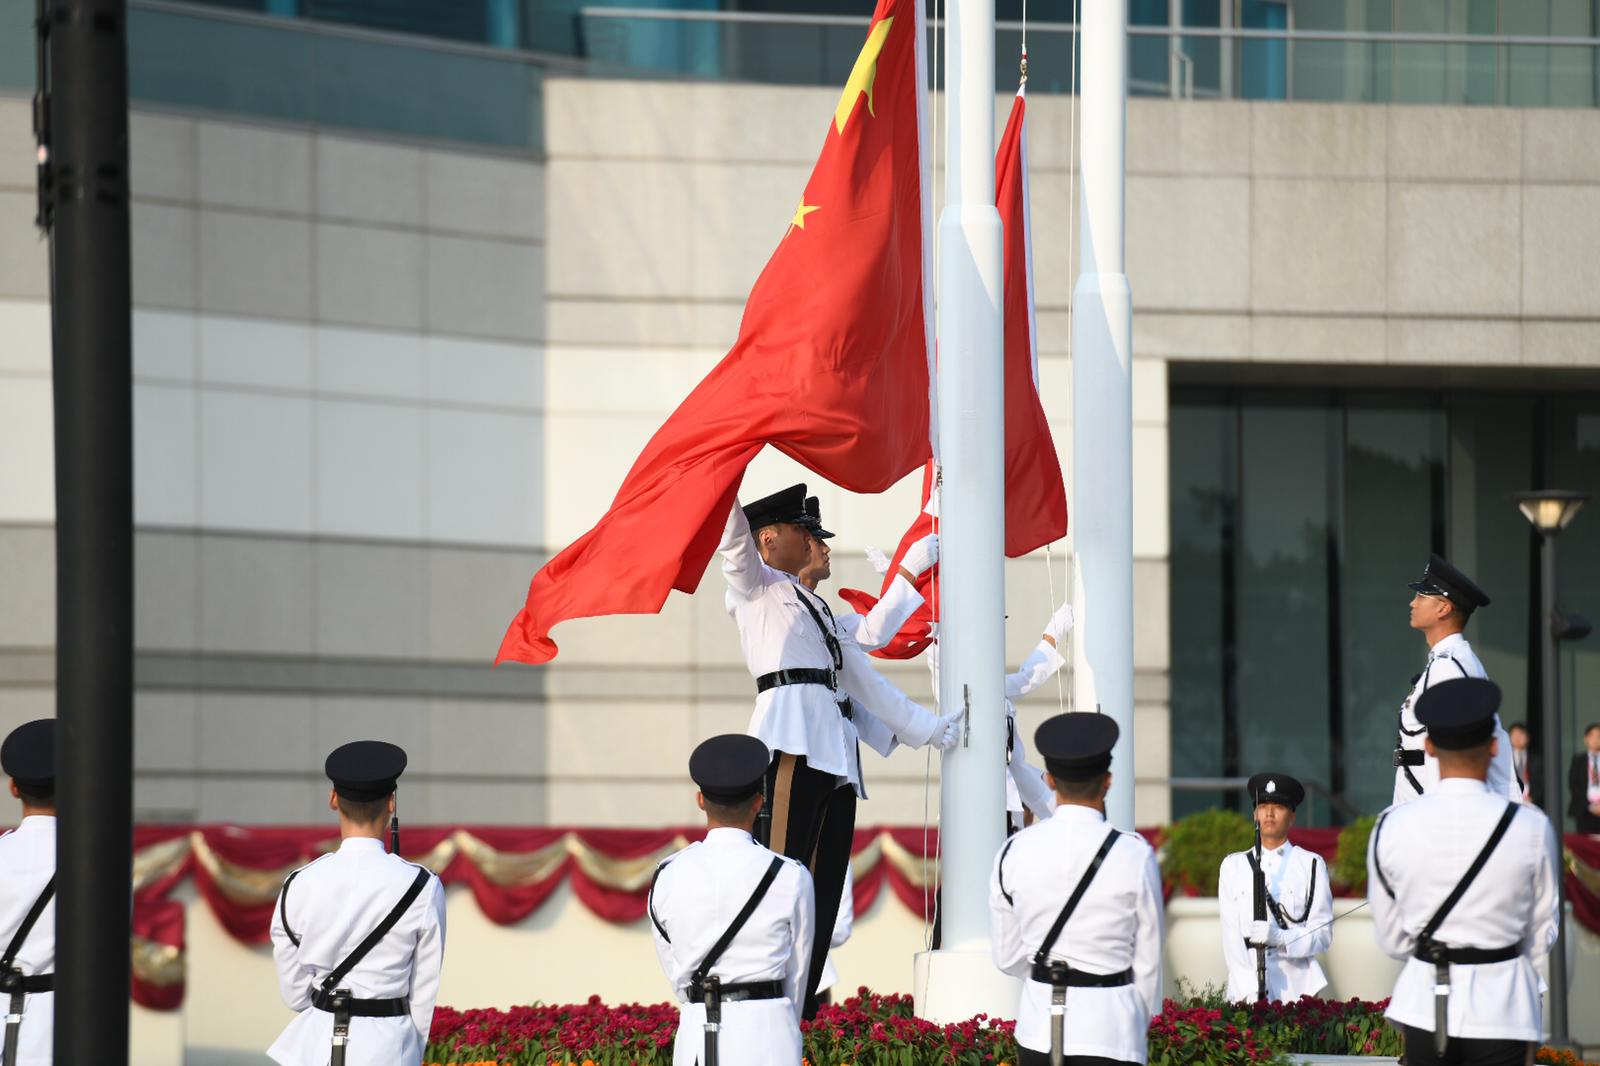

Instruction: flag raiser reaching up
[838,86,1067,660]
[496,0,933,666]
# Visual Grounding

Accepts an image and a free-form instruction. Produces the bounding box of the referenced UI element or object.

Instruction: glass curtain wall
[1171,387,1600,829]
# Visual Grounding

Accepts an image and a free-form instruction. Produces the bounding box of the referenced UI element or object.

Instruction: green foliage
[1333,814,1378,894]
[1162,808,1255,896]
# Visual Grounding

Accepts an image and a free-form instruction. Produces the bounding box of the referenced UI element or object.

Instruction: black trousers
[1019,1050,1138,1066]
[758,751,856,1020]
[1400,1027,1533,1066]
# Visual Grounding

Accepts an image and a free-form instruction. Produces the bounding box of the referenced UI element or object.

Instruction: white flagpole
[1072,0,1135,830]
[912,0,1018,1022]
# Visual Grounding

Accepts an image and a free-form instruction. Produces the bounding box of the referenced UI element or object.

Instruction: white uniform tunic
[1217,842,1333,1002]
[1367,777,1560,1042]
[0,817,55,1066]
[649,828,815,1066]
[721,507,940,795]
[268,838,447,1066]
[1393,634,1517,806]
[989,806,1164,1061]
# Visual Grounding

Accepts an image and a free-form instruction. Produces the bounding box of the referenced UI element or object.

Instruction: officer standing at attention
[0,721,56,1066]
[989,714,1163,1066]
[1368,678,1560,1066]
[269,742,446,1066]
[649,735,815,1066]
[1394,554,1517,806]
[1216,773,1333,1002]
[720,484,960,1015]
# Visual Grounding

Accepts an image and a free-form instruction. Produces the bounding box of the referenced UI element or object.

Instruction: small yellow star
[790,200,821,230]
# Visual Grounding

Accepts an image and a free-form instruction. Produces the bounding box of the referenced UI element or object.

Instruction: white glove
[900,533,939,578]
[932,708,963,751]
[1247,920,1270,949]
[1044,603,1075,644]
[864,545,892,575]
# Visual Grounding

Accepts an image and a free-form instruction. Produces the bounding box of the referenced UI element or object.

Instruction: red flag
[497,0,932,665]
[839,86,1067,659]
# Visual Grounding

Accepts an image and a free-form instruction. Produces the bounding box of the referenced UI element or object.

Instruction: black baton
[329,988,352,1066]
[1049,979,1066,1066]
[702,976,721,1066]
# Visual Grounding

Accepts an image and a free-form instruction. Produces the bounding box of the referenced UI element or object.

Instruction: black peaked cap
[1,719,56,791]
[325,740,407,801]
[803,496,835,540]
[1247,772,1305,810]
[1415,677,1502,751]
[743,484,809,533]
[1034,713,1119,782]
[690,734,770,803]
[1408,553,1490,610]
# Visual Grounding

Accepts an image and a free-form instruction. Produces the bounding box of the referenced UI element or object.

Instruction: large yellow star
[790,200,821,231]
[834,16,894,135]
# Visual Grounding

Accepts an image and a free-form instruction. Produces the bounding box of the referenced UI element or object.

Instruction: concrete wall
[4,85,1600,828]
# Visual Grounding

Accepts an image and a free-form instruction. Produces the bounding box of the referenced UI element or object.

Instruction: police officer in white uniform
[1217,773,1333,1003]
[649,735,815,1066]
[1368,678,1561,1066]
[721,484,959,1015]
[1394,554,1517,806]
[0,721,56,1066]
[989,714,1163,1066]
[269,741,447,1066]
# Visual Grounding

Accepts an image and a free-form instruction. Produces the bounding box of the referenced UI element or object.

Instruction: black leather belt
[1393,748,1425,767]
[1416,942,1521,965]
[1030,962,1134,987]
[756,668,836,693]
[0,972,51,994]
[686,980,784,1004]
[310,986,409,1017]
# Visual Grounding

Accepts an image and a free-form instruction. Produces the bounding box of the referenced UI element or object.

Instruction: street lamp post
[1512,489,1590,1051]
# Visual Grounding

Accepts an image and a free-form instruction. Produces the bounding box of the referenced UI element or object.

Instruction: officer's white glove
[900,534,939,578]
[932,708,963,751]
[1246,920,1271,949]
[1044,602,1075,645]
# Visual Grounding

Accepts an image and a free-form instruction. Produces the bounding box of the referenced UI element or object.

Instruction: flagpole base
[912,950,1021,1023]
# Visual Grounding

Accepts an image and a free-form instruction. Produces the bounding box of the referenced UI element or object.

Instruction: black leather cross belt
[310,986,409,1017]
[686,980,784,1004]
[1415,942,1521,965]
[1029,962,1134,987]
[756,668,836,693]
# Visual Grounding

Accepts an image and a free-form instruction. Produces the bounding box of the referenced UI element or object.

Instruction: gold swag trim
[131,935,185,988]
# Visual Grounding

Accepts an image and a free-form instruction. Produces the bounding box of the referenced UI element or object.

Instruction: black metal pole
[42,0,135,1062]
[1538,531,1570,1049]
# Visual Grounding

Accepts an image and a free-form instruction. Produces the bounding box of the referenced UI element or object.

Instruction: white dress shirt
[722,507,940,795]
[1368,777,1560,1042]
[649,828,815,1066]
[1393,634,1517,805]
[989,805,1164,1061]
[0,816,55,1066]
[268,838,448,1066]
[1217,841,1333,1002]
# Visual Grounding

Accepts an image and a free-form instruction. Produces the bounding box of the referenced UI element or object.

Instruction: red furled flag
[497,0,933,665]
[838,85,1067,659]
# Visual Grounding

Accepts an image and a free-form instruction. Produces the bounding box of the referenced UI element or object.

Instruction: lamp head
[1512,490,1589,535]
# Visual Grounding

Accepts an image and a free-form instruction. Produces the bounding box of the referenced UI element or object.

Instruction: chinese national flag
[838,86,1067,659]
[497,0,932,665]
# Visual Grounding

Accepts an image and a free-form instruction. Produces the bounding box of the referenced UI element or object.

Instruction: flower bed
[425,990,1596,1066]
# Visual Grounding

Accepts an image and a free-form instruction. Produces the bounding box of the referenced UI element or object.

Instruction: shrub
[1162,809,1255,896]
[1332,814,1377,894]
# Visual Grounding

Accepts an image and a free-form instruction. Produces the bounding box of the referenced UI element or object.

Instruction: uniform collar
[18,815,55,831]
[1260,840,1290,858]
[704,827,755,846]
[1434,777,1490,796]
[1053,803,1106,822]
[338,836,388,853]
[1429,632,1468,657]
